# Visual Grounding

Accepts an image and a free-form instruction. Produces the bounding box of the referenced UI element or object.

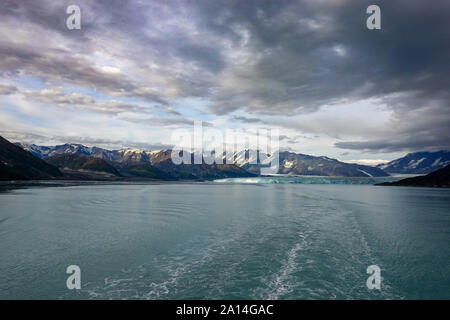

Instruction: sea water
[0,180,449,299]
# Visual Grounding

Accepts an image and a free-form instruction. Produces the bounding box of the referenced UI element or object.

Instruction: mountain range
[11,139,255,180]
[14,141,390,178]
[3,137,449,181]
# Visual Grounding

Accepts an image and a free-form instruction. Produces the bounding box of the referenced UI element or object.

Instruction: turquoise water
[214,175,402,184]
[0,181,449,299]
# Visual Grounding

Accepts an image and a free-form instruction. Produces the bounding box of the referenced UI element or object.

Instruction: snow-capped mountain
[15,142,93,159]
[277,152,388,177]
[15,142,390,177]
[13,142,254,179]
[377,150,450,174]
[92,148,156,165]
[223,149,388,177]
[15,142,158,165]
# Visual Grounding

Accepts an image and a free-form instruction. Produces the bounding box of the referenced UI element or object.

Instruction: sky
[0,0,449,165]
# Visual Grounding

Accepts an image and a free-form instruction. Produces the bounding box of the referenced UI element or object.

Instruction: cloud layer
[0,0,449,157]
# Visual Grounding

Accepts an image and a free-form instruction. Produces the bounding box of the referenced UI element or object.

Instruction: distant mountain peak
[377,150,450,174]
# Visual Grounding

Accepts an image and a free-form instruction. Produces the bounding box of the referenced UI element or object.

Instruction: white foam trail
[265,233,308,299]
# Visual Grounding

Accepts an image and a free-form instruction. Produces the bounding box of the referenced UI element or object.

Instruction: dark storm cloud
[200,0,450,114]
[335,134,450,153]
[0,0,449,152]
[177,44,226,73]
[192,0,450,152]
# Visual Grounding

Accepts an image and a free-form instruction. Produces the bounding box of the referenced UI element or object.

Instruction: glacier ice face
[214,175,399,185]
